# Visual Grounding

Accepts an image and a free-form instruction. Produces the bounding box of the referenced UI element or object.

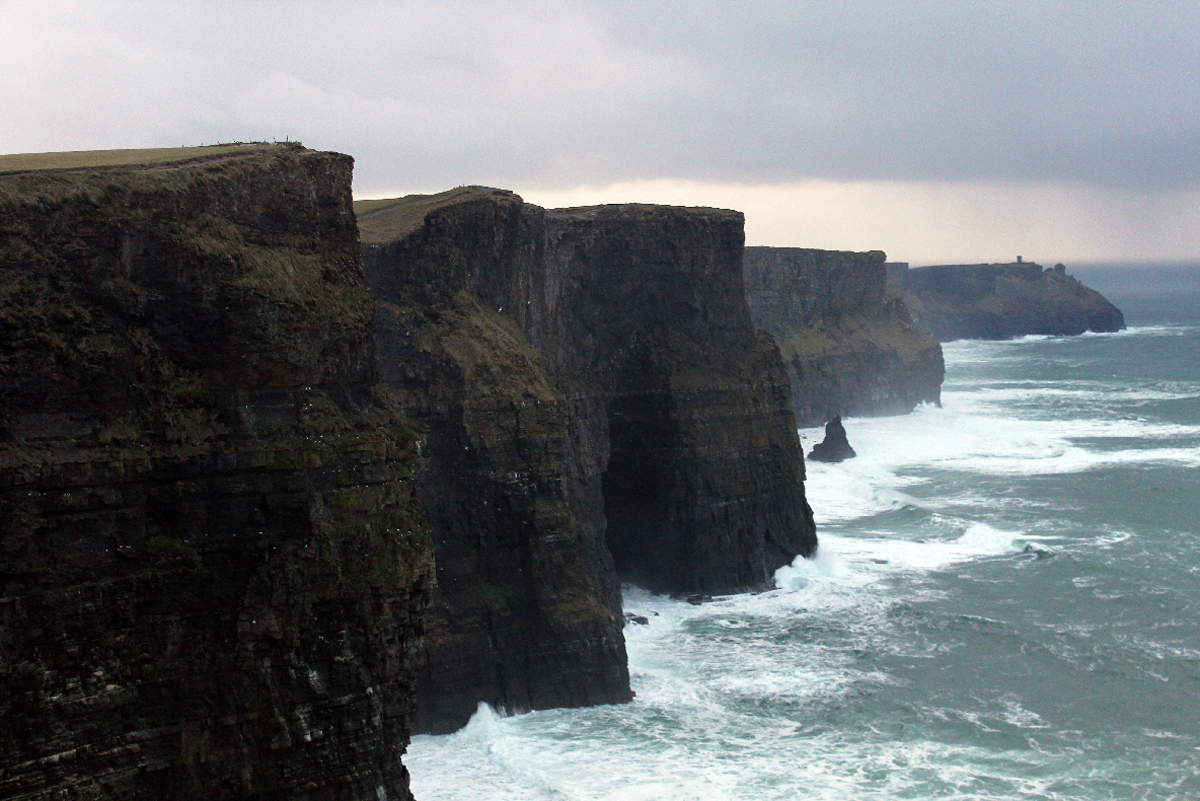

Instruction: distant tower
[1017,255,1023,263]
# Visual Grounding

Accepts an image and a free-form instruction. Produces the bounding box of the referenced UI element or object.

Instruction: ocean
[405,265,1200,800]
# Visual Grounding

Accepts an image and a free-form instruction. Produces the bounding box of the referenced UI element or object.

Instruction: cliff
[540,207,814,594]
[359,189,814,733]
[744,247,944,427]
[887,261,1126,341]
[361,189,632,735]
[0,145,433,800]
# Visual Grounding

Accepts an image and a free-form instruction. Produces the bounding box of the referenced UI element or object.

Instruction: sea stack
[808,415,857,463]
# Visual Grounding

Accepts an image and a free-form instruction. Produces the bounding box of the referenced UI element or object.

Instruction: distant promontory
[887,260,1126,342]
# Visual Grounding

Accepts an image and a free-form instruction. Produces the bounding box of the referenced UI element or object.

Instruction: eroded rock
[358,188,816,733]
[808,415,858,463]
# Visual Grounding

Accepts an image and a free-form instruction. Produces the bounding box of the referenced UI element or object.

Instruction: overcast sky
[4,1,1199,263]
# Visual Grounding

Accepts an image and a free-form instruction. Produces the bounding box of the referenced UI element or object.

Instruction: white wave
[410,701,1125,801]
[407,531,1157,801]
[407,704,566,801]
[948,383,1199,405]
[939,325,1193,356]
[1101,324,1193,338]
[999,696,1051,730]
[786,525,1034,578]
[406,319,1198,801]
[802,403,1200,516]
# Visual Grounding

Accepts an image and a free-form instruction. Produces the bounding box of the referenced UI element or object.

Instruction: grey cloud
[4,1,1199,194]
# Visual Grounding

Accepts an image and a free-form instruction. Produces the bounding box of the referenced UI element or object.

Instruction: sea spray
[407,270,1200,800]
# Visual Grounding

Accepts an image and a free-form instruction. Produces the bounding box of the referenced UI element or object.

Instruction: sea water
[406,265,1200,800]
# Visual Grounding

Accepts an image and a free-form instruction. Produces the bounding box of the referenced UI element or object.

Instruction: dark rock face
[543,208,814,596]
[808,416,857,463]
[744,247,945,427]
[0,146,433,800]
[362,193,632,736]
[887,261,1126,341]
[359,189,815,733]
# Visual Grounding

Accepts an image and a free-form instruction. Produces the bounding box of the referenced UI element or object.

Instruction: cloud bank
[4,1,1199,261]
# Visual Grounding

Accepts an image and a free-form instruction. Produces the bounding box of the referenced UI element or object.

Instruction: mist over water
[407,266,1200,800]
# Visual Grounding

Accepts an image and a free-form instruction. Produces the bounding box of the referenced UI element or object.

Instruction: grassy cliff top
[354,186,520,244]
[353,186,743,244]
[0,143,291,175]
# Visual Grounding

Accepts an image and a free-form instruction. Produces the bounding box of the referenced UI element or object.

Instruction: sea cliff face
[362,190,632,735]
[744,247,944,427]
[360,189,815,734]
[0,145,433,800]
[887,261,1126,341]
[541,208,814,594]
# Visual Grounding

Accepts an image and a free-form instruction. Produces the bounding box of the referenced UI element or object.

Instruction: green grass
[0,143,281,174]
[775,311,939,364]
[352,197,418,216]
[354,186,511,244]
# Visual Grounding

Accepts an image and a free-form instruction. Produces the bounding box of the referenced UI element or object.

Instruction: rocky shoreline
[360,188,815,734]
[9,138,1145,801]
[3,142,1135,800]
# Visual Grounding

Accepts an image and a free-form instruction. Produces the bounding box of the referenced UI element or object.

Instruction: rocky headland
[744,246,944,427]
[0,144,432,800]
[1,145,821,800]
[359,188,815,734]
[887,261,1126,341]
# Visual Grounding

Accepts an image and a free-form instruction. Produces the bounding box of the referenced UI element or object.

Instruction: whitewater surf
[407,266,1200,800]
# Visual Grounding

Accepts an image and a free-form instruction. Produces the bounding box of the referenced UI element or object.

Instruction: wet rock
[808,415,858,463]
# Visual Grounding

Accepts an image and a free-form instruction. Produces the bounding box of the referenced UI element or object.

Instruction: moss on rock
[0,144,433,801]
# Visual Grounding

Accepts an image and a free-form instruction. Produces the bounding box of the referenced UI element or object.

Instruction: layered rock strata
[744,247,944,427]
[543,207,814,595]
[359,189,815,733]
[0,145,433,800]
[361,190,632,735]
[887,261,1126,341]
